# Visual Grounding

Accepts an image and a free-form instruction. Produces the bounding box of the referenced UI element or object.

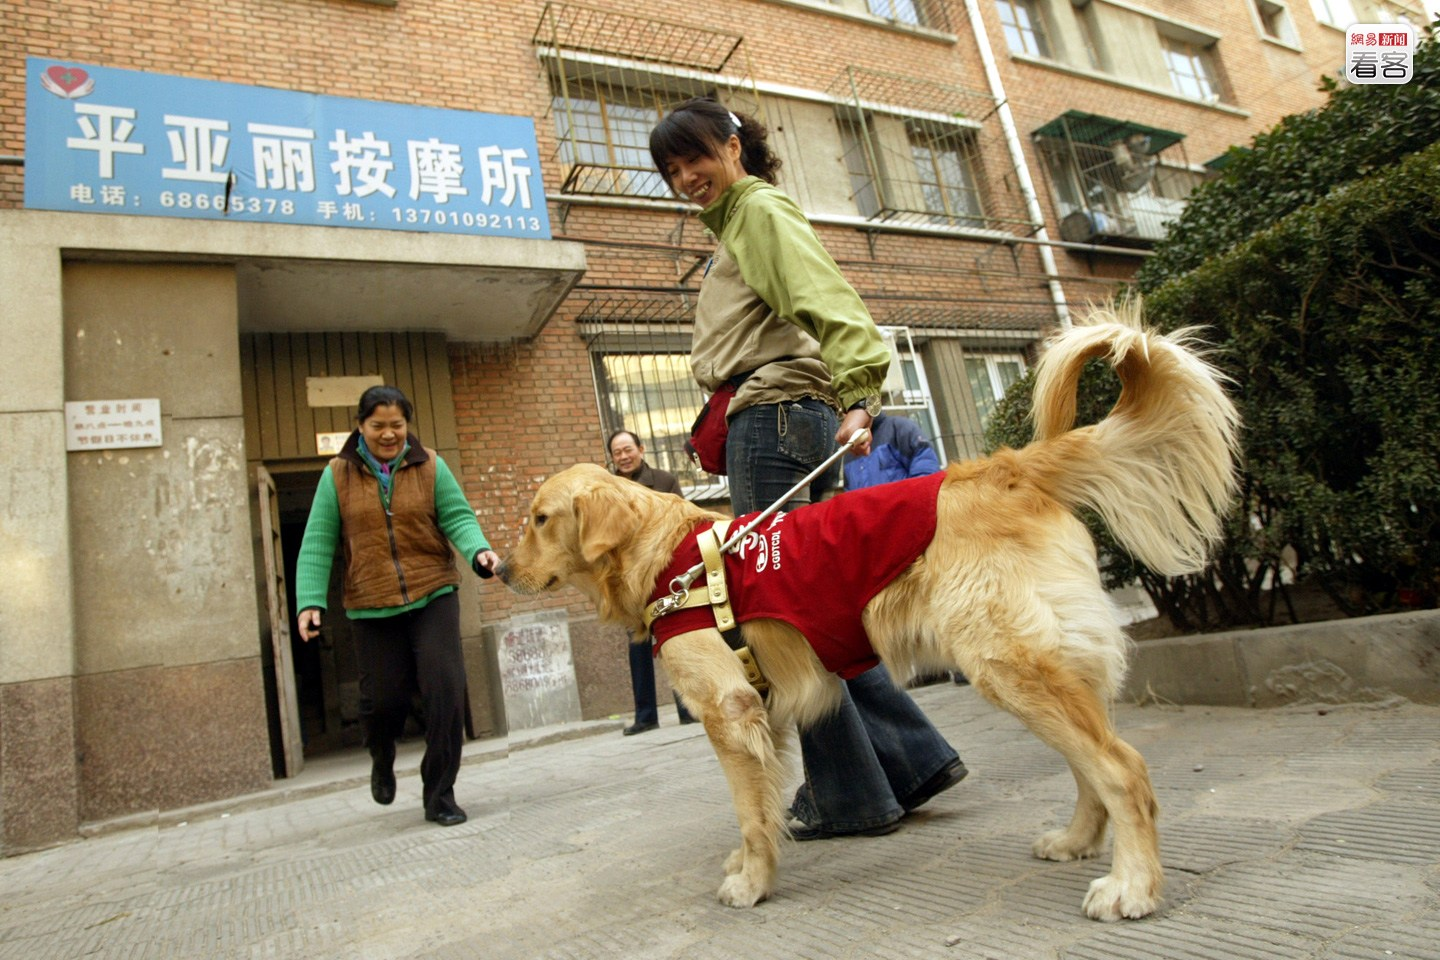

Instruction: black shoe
[623,721,659,736]
[786,816,900,842]
[425,807,467,827]
[902,758,969,813]
[370,751,396,806]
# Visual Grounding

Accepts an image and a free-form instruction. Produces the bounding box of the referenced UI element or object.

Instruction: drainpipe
[962,0,1070,327]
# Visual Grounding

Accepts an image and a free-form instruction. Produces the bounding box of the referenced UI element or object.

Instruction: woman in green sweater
[296,385,499,827]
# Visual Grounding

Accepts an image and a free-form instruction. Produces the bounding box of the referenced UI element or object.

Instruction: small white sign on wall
[316,432,351,456]
[65,398,162,451]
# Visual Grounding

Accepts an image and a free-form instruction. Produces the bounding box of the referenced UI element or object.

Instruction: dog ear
[575,481,641,564]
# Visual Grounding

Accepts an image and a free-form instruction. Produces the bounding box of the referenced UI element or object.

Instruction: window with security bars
[592,349,712,492]
[909,125,985,228]
[535,3,758,202]
[551,86,670,198]
[868,0,923,26]
[1162,35,1224,102]
[830,68,1018,231]
[996,0,1051,57]
[1034,112,1192,245]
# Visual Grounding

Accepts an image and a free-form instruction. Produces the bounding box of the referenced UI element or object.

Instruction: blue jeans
[726,400,960,831]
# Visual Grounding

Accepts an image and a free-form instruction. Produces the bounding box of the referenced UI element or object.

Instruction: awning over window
[1204,146,1252,170]
[1032,110,1185,154]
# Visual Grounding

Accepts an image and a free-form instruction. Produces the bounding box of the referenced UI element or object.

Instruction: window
[1308,0,1357,26]
[1162,35,1223,102]
[838,111,991,229]
[908,126,986,227]
[1034,114,1191,245]
[869,0,923,27]
[593,349,709,489]
[878,327,947,464]
[551,85,670,197]
[1252,0,1299,45]
[1371,2,1417,25]
[996,0,1051,57]
[964,353,1026,433]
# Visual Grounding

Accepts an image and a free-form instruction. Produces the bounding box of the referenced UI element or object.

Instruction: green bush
[991,31,1440,630]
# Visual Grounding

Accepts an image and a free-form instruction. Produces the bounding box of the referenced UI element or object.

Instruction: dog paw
[723,848,744,876]
[716,874,769,909]
[1032,829,1103,862]
[1082,874,1159,922]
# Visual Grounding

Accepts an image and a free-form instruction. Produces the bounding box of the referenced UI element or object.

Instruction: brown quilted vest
[330,439,460,609]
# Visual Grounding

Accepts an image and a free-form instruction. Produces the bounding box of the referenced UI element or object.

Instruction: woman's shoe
[785,816,900,841]
[901,758,968,813]
[425,808,467,827]
[370,749,397,806]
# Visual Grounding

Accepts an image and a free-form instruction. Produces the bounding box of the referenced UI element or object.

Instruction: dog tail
[1024,300,1241,576]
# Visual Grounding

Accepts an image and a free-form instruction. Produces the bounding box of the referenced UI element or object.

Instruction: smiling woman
[293,384,502,829]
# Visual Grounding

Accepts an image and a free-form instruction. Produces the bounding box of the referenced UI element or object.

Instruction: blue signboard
[24,58,551,239]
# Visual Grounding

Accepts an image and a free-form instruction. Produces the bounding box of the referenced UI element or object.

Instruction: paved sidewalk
[1,684,1436,959]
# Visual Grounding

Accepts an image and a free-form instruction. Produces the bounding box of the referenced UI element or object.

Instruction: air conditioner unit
[1059,208,1137,243]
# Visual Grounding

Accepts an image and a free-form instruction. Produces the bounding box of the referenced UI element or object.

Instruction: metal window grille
[1032,111,1191,246]
[827,67,1032,233]
[576,293,722,498]
[534,2,760,201]
[866,0,952,31]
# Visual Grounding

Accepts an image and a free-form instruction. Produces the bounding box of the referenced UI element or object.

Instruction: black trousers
[351,591,466,816]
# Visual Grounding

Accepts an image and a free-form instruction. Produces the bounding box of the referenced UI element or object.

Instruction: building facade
[0,0,1421,854]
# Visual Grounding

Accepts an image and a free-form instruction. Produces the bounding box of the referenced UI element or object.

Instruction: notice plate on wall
[316,432,351,456]
[65,398,162,451]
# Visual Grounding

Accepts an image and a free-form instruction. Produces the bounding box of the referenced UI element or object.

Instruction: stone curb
[1125,608,1440,707]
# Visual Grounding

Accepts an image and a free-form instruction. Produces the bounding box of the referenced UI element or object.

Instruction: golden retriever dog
[498,304,1239,922]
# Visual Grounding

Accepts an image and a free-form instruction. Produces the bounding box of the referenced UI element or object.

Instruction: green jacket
[295,433,491,619]
[694,176,889,414]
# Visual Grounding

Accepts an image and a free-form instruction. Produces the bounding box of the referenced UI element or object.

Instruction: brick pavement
[0,684,1436,959]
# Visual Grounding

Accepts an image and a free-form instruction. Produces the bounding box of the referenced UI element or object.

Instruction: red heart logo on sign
[42,65,93,99]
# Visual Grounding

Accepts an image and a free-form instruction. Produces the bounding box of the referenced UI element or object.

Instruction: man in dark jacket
[843,412,941,490]
[607,430,695,733]
[609,429,682,495]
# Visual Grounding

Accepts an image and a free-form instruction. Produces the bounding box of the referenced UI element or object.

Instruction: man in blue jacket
[843,412,941,489]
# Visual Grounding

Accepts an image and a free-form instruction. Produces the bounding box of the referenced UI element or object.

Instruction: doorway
[273,468,364,758]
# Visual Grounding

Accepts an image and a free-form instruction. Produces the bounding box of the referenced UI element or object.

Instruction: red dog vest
[648,471,946,678]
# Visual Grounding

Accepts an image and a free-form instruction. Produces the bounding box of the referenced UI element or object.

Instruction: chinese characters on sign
[65,399,163,451]
[1346,24,1417,85]
[26,59,551,239]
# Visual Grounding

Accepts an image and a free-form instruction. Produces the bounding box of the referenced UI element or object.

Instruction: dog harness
[645,471,946,680]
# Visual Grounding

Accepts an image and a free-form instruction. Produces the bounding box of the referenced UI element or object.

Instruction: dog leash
[645,427,870,624]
